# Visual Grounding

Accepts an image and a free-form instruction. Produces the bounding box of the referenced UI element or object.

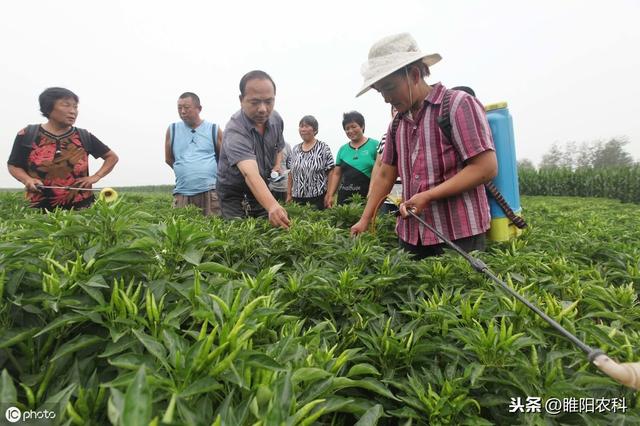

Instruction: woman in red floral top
[7,87,119,210]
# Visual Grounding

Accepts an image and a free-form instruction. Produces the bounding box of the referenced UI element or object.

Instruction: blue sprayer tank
[485,102,523,241]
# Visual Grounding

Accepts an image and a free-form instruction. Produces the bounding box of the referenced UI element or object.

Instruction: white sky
[1,0,638,188]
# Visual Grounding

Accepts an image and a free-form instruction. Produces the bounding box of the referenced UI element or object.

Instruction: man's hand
[24,177,43,192]
[399,191,431,217]
[268,204,290,229]
[350,218,370,236]
[75,174,101,188]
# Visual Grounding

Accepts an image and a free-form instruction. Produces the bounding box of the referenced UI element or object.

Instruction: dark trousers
[399,233,487,260]
[377,201,399,216]
[271,190,287,203]
[292,193,325,210]
[219,190,267,219]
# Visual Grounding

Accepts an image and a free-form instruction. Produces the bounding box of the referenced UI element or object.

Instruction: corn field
[0,192,639,425]
[519,166,640,203]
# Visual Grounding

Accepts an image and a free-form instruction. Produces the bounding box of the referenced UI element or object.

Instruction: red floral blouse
[8,126,109,209]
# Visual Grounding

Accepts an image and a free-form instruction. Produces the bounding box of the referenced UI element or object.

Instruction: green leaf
[278,370,294,412]
[21,304,43,315]
[198,262,239,276]
[213,389,238,425]
[332,377,398,401]
[179,377,223,398]
[464,362,485,387]
[99,336,138,358]
[177,398,204,426]
[181,247,204,265]
[132,329,169,370]
[298,378,333,404]
[107,388,124,426]
[163,304,191,326]
[292,368,332,384]
[0,369,17,404]
[122,366,151,426]
[162,393,177,424]
[0,328,38,349]
[245,353,285,371]
[50,335,103,362]
[292,399,326,425]
[78,274,109,304]
[267,371,294,425]
[354,403,384,426]
[161,329,186,360]
[78,283,107,305]
[43,383,77,410]
[82,245,100,262]
[34,313,86,338]
[108,353,147,371]
[297,397,354,426]
[128,237,157,250]
[347,363,381,378]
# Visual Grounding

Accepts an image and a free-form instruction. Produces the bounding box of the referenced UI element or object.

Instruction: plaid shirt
[381,83,495,246]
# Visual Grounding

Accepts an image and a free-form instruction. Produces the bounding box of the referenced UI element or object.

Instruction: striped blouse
[288,140,334,198]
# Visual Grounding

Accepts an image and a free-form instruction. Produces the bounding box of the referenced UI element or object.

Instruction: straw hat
[356,33,441,97]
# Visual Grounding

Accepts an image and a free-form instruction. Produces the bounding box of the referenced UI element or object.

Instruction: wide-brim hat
[356,33,441,97]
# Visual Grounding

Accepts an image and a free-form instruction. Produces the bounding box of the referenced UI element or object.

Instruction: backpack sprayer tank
[485,102,524,241]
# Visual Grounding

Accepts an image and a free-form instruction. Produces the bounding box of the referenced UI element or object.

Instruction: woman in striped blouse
[286,115,335,209]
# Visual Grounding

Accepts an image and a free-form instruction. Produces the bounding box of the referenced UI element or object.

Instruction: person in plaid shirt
[351,33,498,259]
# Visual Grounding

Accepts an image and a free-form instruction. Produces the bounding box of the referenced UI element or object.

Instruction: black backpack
[389,88,527,229]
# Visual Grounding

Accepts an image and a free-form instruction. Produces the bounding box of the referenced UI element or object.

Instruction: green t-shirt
[335,138,379,204]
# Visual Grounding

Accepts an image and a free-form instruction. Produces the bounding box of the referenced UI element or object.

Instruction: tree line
[518,137,635,171]
[516,137,639,203]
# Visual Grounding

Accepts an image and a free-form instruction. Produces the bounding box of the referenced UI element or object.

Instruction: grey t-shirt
[268,142,291,193]
[217,110,285,194]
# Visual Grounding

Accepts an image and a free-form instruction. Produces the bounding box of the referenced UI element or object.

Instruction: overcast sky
[1,0,638,188]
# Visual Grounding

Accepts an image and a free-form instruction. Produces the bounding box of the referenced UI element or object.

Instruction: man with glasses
[164,92,222,216]
[216,70,290,229]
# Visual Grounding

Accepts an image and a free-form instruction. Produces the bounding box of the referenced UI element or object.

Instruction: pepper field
[0,192,638,425]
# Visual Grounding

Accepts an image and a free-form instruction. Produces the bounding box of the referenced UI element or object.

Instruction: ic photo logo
[5,406,21,423]
[4,406,57,423]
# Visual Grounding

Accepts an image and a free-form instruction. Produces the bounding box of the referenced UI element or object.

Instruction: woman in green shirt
[325,111,378,207]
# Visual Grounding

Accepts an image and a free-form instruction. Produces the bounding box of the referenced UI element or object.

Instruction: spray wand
[382,196,639,390]
[36,185,119,202]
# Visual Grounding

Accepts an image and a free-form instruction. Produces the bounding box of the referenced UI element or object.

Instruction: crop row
[519,166,640,203]
[0,193,638,424]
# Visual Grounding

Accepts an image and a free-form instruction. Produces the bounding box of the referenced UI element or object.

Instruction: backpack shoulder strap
[388,114,403,163]
[22,124,41,147]
[437,89,454,143]
[76,127,92,151]
[212,123,220,162]
[170,123,176,154]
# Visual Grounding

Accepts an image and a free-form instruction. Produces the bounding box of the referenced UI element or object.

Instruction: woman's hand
[23,176,43,192]
[75,174,101,188]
